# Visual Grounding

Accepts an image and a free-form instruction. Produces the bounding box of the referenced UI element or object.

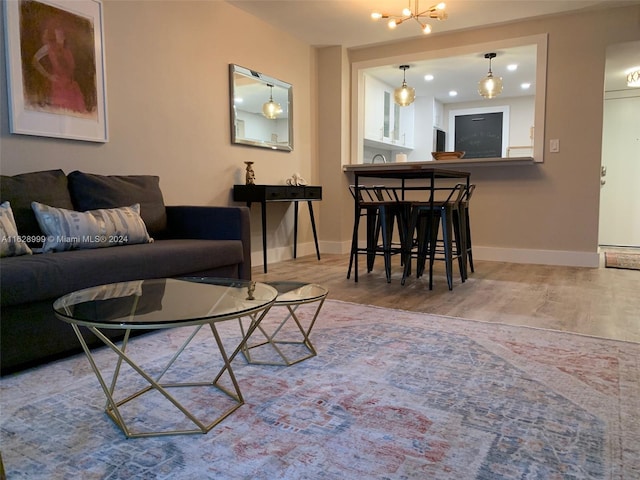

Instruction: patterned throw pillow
[31,202,153,253]
[0,201,33,257]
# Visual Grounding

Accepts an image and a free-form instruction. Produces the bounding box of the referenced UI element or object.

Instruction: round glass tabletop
[53,277,278,328]
[265,281,329,305]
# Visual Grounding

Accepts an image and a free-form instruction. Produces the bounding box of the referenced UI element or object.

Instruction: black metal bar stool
[347,185,408,283]
[455,184,476,275]
[401,183,467,290]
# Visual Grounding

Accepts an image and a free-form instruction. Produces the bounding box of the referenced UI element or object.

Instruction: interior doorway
[598,41,640,250]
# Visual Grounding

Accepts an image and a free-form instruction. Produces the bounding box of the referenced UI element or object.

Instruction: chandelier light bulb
[422,23,432,34]
[371,12,382,20]
[402,7,412,16]
[388,19,398,28]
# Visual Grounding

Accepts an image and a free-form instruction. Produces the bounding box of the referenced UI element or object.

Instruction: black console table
[233,185,322,273]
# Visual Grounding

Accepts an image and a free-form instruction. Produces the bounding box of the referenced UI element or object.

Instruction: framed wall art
[3,0,108,142]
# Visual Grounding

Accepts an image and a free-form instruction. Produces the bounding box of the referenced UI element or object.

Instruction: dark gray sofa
[0,170,251,375]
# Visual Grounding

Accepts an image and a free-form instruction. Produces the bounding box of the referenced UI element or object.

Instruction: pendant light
[394,65,415,106]
[478,53,503,99]
[627,69,640,87]
[262,84,282,119]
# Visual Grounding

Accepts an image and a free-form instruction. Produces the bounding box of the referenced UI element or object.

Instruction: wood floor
[252,250,640,344]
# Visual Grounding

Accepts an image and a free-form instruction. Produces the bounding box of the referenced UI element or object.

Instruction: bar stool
[455,184,476,275]
[401,183,467,290]
[347,185,408,283]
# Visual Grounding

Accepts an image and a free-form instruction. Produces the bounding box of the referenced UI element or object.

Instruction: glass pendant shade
[262,100,282,119]
[478,53,503,99]
[478,73,503,98]
[394,83,416,106]
[394,65,415,106]
[262,84,282,119]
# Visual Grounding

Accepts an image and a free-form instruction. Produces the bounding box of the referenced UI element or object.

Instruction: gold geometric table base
[240,293,327,366]
[72,311,266,438]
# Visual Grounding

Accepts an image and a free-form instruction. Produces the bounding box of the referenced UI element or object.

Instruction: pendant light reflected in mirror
[394,65,416,106]
[478,52,503,99]
[262,83,282,119]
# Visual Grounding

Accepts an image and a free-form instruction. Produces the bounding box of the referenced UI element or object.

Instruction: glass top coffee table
[54,277,277,438]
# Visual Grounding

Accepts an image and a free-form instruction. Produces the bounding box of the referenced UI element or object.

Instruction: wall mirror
[351,34,547,164]
[229,64,293,151]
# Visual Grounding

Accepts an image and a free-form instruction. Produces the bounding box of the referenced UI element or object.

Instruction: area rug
[605,251,640,270]
[1,300,639,479]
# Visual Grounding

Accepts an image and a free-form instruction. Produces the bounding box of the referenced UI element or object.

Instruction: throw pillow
[31,202,153,253]
[0,169,75,247]
[67,171,167,236]
[0,202,33,257]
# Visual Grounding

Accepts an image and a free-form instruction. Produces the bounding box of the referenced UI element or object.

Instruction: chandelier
[262,84,282,119]
[478,53,503,99]
[371,1,447,35]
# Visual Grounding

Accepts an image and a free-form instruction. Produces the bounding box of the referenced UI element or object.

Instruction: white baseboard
[251,242,323,267]
[473,246,600,268]
[252,242,600,268]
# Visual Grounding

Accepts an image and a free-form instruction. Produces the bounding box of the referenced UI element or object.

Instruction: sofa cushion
[0,170,75,246]
[31,202,153,252]
[67,171,167,236]
[0,202,33,257]
[0,239,244,307]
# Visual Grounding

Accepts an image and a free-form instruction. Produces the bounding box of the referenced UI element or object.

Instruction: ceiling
[362,43,538,104]
[228,0,640,101]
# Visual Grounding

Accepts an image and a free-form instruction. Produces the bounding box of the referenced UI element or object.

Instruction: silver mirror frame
[229,64,293,152]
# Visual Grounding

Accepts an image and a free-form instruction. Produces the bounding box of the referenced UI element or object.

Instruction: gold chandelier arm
[372,1,447,33]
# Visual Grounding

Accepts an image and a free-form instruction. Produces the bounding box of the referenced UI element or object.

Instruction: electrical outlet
[550,139,560,153]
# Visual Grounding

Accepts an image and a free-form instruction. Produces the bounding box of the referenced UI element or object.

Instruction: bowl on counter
[432,151,465,160]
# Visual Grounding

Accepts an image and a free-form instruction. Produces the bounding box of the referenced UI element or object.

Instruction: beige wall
[324,4,640,266]
[2,2,639,268]
[0,0,317,267]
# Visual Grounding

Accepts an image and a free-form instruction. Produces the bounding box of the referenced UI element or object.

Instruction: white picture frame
[3,0,108,142]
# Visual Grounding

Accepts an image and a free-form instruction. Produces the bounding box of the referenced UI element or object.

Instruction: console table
[233,185,322,273]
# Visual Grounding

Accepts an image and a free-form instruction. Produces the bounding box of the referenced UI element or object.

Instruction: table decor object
[432,151,465,160]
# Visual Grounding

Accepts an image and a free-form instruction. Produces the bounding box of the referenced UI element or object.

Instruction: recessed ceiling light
[507,64,518,71]
[449,90,457,97]
[521,82,531,89]
[424,74,434,81]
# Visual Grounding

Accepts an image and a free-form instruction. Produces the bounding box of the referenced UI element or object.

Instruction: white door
[598,94,640,247]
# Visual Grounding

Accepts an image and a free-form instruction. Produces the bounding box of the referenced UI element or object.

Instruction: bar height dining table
[349,165,471,283]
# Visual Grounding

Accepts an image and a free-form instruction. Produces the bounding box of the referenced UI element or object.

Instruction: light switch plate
[550,139,560,153]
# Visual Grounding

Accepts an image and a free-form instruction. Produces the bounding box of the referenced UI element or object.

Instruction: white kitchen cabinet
[398,102,415,148]
[363,73,414,150]
[364,74,385,142]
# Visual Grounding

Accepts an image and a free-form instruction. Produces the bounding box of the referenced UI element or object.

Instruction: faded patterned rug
[605,251,640,271]
[1,300,639,479]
